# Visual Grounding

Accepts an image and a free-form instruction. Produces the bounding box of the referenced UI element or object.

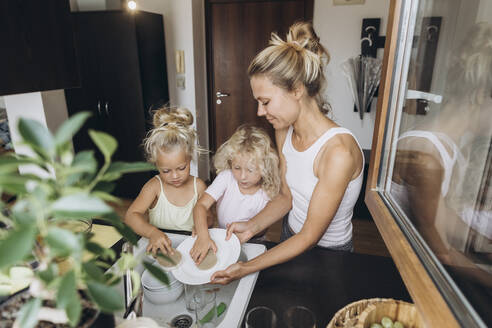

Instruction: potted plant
[0,112,171,327]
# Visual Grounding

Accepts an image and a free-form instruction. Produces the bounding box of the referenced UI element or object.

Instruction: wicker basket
[327,298,423,328]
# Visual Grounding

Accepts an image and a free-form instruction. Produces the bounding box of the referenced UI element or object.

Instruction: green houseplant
[0,112,171,327]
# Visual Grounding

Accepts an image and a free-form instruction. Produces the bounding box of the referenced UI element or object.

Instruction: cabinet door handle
[105,101,109,115]
[97,101,101,115]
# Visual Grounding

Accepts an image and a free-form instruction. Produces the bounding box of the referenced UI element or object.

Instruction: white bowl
[141,267,180,290]
[143,283,183,304]
[141,269,183,304]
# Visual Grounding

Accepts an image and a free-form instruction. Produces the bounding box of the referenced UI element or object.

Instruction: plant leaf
[86,281,124,313]
[85,242,116,261]
[51,193,113,219]
[82,261,105,282]
[16,298,41,328]
[0,173,36,195]
[91,191,121,204]
[57,270,76,310]
[100,172,122,182]
[142,261,169,286]
[114,222,139,246]
[38,263,58,284]
[106,162,156,175]
[55,112,91,147]
[0,154,44,173]
[18,118,55,160]
[0,225,37,269]
[88,130,117,162]
[46,227,82,258]
[93,181,116,194]
[66,294,82,327]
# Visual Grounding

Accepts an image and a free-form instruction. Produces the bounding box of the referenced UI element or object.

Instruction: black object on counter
[244,241,411,328]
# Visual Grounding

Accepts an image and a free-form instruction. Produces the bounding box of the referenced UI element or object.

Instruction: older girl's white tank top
[148,176,197,231]
[283,126,364,247]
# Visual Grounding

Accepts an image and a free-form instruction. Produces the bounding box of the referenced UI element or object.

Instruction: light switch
[176,76,185,89]
[333,0,365,5]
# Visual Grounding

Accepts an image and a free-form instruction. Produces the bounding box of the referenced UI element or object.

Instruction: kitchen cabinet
[0,0,80,96]
[366,0,491,327]
[65,10,169,198]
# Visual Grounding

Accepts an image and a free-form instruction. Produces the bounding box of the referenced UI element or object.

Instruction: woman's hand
[210,262,246,285]
[226,221,256,244]
[147,229,173,256]
[190,235,217,264]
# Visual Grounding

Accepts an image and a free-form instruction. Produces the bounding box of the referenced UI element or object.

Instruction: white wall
[135,0,205,178]
[313,0,390,149]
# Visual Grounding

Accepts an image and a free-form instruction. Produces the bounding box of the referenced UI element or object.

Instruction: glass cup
[184,284,200,311]
[193,288,217,328]
[283,305,316,328]
[245,306,277,328]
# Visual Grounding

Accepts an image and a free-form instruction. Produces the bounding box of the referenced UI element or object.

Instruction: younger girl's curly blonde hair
[213,125,280,199]
[143,106,206,164]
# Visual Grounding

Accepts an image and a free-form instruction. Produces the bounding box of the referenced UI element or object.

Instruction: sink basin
[117,232,266,327]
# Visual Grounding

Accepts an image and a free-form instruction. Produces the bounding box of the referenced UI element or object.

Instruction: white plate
[172,228,240,285]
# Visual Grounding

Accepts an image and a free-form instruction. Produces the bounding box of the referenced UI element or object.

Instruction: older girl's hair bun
[144,106,206,164]
[152,106,194,128]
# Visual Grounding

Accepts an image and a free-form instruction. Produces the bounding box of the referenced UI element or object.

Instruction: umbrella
[342,55,382,119]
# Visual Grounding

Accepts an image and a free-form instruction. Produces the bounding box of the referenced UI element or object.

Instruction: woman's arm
[124,178,173,255]
[213,143,358,284]
[226,128,293,243]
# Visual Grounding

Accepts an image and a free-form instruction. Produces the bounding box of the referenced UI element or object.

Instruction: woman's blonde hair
[143,106,205,164]
[213,125,280,199]
[248,21,331,114]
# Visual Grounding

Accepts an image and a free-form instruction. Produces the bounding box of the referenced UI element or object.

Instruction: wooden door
[206,0,314,151]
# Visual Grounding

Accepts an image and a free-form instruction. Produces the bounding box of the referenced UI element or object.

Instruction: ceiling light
[127,0,137,10]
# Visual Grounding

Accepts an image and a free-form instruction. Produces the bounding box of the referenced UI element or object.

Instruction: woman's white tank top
[148,176,197,231]
[283,126,364,247]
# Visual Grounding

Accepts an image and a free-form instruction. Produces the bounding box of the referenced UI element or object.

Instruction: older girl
[124,106,207,256]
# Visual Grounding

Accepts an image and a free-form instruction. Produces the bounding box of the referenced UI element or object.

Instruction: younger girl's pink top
[205,170,270,228]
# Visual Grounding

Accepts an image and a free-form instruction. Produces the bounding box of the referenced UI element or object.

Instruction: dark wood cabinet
[65,11,169,198]
[0,0,80,96]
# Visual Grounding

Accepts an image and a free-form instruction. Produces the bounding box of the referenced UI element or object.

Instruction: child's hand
[190,235,217,265]
[147,229,173,256]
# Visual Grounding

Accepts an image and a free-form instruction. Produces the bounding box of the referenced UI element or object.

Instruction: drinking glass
[245,306,277,328]
[184,284,200,311]
[193,288,217,327]
[283,305,316,328]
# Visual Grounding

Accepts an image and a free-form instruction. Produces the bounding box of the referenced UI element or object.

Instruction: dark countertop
[244,241,411,328]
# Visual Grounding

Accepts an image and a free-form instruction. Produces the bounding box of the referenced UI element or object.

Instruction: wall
[313,0,390,150]
[132,0,206,178]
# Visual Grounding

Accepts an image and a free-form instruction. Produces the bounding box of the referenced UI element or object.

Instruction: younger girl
[124,106,207,256]
[190,125,280,264]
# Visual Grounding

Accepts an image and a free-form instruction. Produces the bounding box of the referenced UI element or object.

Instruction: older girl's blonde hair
[248,21,331,114]
[143,106,205,164]
[213,125,280,199]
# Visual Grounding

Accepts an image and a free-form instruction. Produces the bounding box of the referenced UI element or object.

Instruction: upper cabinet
[367,0,491,327]
[0,0,80,96]
[65,10,169,198]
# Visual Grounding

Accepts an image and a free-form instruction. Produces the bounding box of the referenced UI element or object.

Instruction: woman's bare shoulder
[275,127,289,149]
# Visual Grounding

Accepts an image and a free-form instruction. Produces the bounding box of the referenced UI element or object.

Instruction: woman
[211,22,364,285]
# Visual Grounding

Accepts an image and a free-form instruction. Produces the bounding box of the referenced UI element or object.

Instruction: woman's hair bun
[287,21,330,62]
[152,106,194,128]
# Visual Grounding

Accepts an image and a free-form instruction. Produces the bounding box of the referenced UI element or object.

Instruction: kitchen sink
[115,232,266,327]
